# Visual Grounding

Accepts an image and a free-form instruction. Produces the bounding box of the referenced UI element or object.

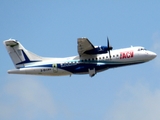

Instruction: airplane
[3,37,157,77]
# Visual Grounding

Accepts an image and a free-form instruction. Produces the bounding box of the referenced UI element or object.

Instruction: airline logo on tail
[16,50,40,65]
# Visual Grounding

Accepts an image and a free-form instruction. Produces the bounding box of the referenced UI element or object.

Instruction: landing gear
[88,68,96,77]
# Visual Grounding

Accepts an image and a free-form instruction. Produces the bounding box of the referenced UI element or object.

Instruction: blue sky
[0,1,160,120]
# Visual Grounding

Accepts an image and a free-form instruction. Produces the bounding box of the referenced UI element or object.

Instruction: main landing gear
[88,68,96,77]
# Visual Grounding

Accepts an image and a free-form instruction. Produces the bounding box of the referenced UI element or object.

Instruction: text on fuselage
[120,51,134,59]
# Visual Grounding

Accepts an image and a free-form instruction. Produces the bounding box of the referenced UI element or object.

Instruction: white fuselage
[8,46,156,77]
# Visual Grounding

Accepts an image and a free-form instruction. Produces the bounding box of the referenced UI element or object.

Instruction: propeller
[107,37,113,59]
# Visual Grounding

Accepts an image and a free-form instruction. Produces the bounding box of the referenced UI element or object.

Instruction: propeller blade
[107,37,111,59]
[109,49,111,59]
[107,37,109,46]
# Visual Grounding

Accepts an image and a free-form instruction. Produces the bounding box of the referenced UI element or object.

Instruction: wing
[77,38,95,55]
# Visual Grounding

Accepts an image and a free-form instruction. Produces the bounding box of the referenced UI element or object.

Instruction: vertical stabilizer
[4,39,42,69]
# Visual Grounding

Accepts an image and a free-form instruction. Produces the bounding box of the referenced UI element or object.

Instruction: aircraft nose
[147,51,157,60]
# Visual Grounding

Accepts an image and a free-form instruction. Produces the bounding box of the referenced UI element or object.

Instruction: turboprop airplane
[4,38,157,77]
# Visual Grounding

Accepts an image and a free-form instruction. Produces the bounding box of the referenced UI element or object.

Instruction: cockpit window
[138,48,147,51]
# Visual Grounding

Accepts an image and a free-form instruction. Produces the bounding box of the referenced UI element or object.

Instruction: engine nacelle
[84,46,112,54]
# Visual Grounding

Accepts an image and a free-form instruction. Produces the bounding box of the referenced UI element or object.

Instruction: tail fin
[4,39,42,69]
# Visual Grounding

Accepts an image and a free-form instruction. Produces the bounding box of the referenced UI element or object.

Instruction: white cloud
[0,76,56,120]
[152,32,160,49]
[105,82,160,120]
[152,32,160,67]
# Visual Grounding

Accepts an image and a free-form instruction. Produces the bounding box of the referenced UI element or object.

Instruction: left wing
[77,38,95,55]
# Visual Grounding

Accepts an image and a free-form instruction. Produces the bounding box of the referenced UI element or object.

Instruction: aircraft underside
[8,61,145,77]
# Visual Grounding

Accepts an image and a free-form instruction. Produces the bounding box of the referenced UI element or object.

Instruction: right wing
[77,38,95,56]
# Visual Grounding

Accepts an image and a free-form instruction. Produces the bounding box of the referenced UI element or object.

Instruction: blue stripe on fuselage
[22,60,145,74]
